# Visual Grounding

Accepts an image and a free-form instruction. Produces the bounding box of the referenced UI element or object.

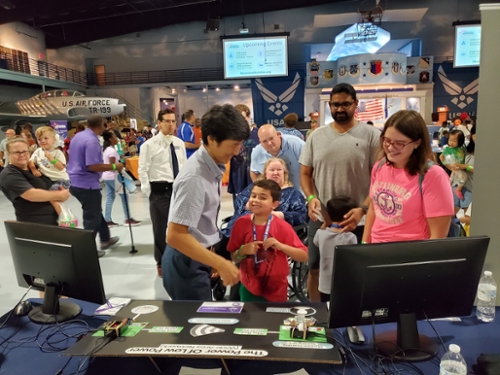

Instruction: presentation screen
[454,24,481,68]
[222,35,288,79]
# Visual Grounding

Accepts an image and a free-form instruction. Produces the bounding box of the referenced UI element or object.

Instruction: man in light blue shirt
[162,104,250,300]
[250,125,304,193]
[178,109,199,158]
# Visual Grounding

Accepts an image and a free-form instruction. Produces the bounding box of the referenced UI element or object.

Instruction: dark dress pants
[149,188,172,266]
[69,186,110,242]
[162,245,212,301]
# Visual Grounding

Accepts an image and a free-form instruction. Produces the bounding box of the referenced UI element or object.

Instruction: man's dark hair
[157,108,174,122]
[326,196,358,222]
[465,119,472,125]
[22,123,33,131]
[330,83,357,101]
[252,179,282,202]
[184,109,194,121]
[442,121,448,126]
[201,104,250,145]
[87,116,104,129]
[450,129,465,147]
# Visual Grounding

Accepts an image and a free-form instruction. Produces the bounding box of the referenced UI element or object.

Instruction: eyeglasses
[381,137,415,151]
[329,101,355,110]
[9,150,29,156]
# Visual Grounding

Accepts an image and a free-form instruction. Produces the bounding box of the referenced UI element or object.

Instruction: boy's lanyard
[330,224,343,229]
[252,214,273,268]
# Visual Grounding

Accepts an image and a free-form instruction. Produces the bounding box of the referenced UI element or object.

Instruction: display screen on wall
[222,35,288,79]
[454,24,481,68]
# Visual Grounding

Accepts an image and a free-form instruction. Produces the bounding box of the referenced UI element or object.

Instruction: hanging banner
[50,120,68,140]
[433,62,479,119]
[251,69,305,127]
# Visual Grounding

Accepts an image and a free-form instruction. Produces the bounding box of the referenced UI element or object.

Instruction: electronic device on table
[5,221,106,324]
[328,236,489,361]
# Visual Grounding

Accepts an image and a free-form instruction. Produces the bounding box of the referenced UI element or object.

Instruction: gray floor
[0,185,236,317]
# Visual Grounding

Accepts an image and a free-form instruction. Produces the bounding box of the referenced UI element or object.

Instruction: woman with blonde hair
[224,157,307,235]
[362,110,454,243]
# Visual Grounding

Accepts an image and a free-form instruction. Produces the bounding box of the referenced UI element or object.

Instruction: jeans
[104,179,130,222]
[69,186,110,242]
[162,245,212,301]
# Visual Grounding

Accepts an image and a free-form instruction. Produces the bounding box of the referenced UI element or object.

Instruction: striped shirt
[168,145,226,247]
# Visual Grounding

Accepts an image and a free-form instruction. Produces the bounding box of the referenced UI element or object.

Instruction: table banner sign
[125,344,269,357]
[272,341,333,350]
[234,328,268,336]
[149,326,184,333]
[188,318,239,325]
[197,302,244,314]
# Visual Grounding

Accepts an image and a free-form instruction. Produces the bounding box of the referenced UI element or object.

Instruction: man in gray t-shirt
[299,83,380,302]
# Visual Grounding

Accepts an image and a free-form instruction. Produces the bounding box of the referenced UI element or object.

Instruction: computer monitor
[5,221,106,324]
[328,236,489,361]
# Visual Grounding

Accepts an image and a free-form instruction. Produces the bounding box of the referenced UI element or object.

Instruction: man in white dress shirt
[139,109,187,276]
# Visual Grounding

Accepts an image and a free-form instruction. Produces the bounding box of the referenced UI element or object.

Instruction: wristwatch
[360,205,369,214]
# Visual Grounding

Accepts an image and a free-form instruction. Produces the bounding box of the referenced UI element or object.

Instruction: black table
[1,298,500,374]
[64,300,340,366]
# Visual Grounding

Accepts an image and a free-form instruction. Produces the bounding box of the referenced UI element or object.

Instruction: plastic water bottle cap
[449,344,461,353]
[485,271,492,277]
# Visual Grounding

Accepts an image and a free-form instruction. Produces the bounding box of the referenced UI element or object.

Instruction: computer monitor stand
[374,313,439,362]
[28,283,82,324]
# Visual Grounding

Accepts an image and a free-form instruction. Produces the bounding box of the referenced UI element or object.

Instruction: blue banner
[433,63,479,119]
[251,69,305,127]
[50,120,68,140]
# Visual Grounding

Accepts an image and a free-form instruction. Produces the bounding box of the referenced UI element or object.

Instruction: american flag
[355,99,385,122]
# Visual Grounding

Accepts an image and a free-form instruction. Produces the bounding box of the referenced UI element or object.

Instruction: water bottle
[439,344,467,375]
[476,271,497,323]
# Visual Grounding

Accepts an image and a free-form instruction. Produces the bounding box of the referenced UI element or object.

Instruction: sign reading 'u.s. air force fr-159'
[0,89,126,123]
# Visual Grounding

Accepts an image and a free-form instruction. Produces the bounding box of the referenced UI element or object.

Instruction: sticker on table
[266,307,291,313]
[197,302,244,314]
[131,305,159,314]
[289,307,316,316]
[190,324,225,337]
[130,322,149,327]
[188,318,239,325]
[126,344,268,357]
[149,326,184,333]
[234,328,268,336]
[272,341,333,349]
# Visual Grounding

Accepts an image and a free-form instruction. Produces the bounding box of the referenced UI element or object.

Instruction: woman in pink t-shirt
[362,110,454,243]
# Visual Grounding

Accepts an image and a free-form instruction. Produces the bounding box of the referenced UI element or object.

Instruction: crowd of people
[0,82,476,303]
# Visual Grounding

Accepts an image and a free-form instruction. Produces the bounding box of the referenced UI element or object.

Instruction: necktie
[170,142,179,178]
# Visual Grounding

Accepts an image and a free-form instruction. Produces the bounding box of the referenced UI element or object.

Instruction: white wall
[46,45,86,72]
[0,23,46,60]
[152,87,253,124]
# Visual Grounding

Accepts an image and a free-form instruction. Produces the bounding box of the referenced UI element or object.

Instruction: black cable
[423,311,447,353]
[71,337,112,375]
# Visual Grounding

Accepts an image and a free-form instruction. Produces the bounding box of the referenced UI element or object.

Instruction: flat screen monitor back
[5,221,106,323]
[329,236,489,361]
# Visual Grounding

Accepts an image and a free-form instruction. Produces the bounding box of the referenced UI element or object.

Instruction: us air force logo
[255,73,301,116]
[437,66,479,110]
